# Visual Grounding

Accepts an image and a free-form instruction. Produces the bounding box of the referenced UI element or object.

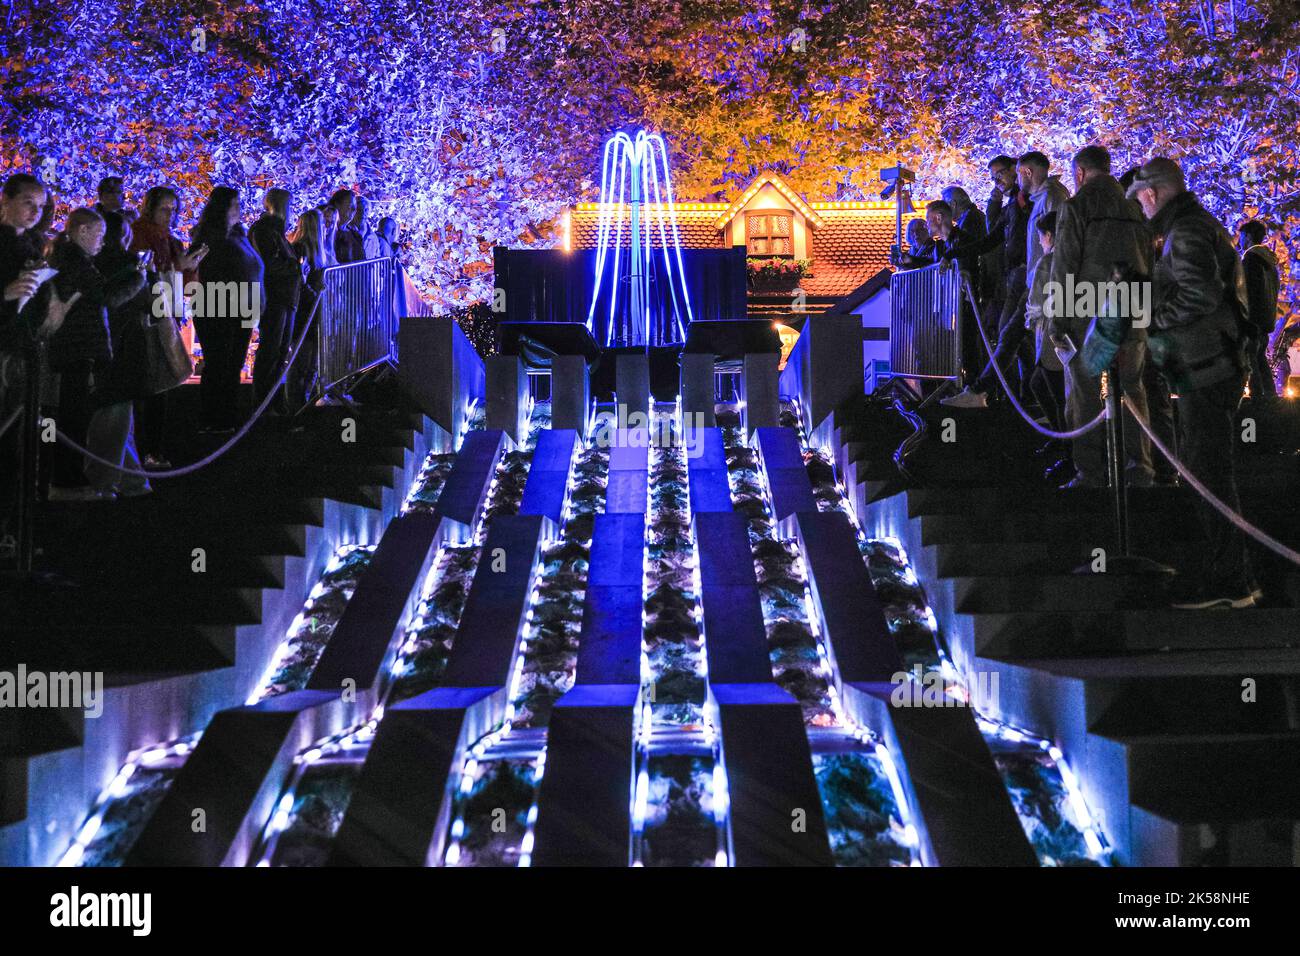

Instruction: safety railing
[317,257,431,392]
[889,261,963,382]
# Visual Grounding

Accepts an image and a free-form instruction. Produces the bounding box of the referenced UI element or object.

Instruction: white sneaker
[939,387,989,409]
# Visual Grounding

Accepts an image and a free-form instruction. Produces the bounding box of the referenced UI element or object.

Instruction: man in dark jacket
[1048,145,1153,488]
[1129,157,1256,609]
[980,155,1020,309]
[44,210,147,496]
[1237,220,1281,406]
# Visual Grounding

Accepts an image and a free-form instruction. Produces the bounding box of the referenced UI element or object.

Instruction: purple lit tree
[1,0,1296,326]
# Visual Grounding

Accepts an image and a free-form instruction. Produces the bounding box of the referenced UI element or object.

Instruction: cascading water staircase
[782,399,1110,865]
[55,383,1113,868]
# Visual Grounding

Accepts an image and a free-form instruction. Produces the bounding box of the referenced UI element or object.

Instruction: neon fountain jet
[587,130,695,349]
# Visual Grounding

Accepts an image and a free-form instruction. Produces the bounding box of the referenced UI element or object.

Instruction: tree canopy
[2,0,1296,319]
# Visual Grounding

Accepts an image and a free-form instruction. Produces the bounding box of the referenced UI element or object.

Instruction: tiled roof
[801,210,916,297]
[570,209,724,250]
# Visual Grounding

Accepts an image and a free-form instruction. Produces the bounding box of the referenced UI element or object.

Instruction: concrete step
[919,510,1272,546]
[953,570,1173,613]
[971,607,1300,659]
[906,478,1300,518]
[930,537,1190,577]
[1127,807,1298,866]
[1104,730,1300,822]
[1,622,239,674]
[2,584,265,628]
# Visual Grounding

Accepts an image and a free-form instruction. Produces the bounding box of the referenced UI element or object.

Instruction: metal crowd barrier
[888,261,963,381]
[317,257,429,392]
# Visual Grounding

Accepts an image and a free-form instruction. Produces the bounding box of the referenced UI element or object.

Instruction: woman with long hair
[249,187,303,412]
[128,186,205,466]
[285,208,332,408]
[190,186,264,432]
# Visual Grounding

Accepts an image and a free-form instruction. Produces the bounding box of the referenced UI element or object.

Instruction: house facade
[564,171,924,324]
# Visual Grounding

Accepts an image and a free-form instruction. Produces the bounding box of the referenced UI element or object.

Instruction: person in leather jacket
[1128,157,1257,609]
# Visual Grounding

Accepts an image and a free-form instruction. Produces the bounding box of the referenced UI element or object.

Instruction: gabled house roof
[710,172,826,231]
[564,174,926,305]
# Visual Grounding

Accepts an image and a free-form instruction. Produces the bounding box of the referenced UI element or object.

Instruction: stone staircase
[0,392,447,866]
[835,398,1300,865]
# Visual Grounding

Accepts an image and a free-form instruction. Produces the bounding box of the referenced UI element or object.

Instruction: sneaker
[940,387,989,409]
[47,486,116,503]
[142,455,172,470]
[1058,473,1101,490]
[1170,583,1257,610]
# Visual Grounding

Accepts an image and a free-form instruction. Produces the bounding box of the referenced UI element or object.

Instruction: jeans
[973,267,1029,395]
[1028,365,1065,432]
[85,400,149,493]
[1064,336,1153,486]
[1143,358,1178,482]
[1246,335,1278,407]
[287,287,319,411]
[252,299,296,411]
[134,391,167,458]
[1177,374,1252,594]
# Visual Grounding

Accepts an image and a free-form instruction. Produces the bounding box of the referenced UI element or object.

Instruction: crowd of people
[897,147,1294,610]
[0,173,404,525]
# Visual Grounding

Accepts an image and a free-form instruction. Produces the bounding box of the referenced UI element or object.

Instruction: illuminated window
[746,210,793,256]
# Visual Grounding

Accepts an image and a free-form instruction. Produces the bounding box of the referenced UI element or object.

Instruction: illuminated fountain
[587,130,694,348]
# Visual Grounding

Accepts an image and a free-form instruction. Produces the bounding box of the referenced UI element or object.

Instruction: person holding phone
[44,207,146,501]
[130,186,206,467]
[82,212,155,498]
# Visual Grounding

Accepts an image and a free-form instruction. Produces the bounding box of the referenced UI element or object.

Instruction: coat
[1241,244,1280,343]
[194,222,266,322]
[1026,249,1061,371]
[0,223,48,350]
[1146,191,1249,391]
[44,241,145,372]
[249,214,304,309]
[1026,175,1070,276]
[334,226,366,265]
[1048,173,1151,340]
[130,219,190,282]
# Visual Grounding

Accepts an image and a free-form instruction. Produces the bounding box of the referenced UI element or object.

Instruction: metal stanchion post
[1101,367,1130,556]
[1100,361,1174,577]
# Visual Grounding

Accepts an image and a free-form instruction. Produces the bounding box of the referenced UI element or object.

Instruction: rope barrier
[0,402,21,441]
[961,274,1109,440]
[52,293,322,481]
[1123,394,1300,568]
